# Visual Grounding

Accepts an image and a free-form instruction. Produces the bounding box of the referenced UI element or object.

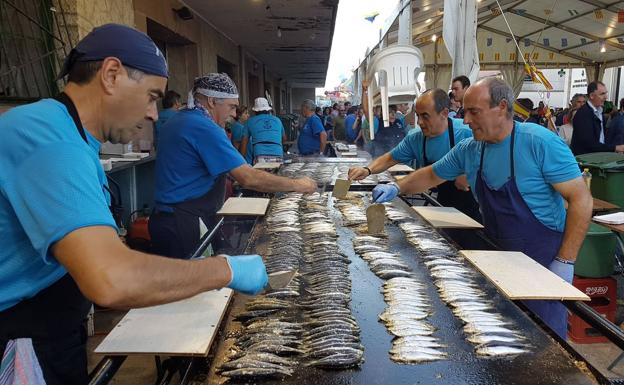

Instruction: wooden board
[253,162,282,170]
[592,220,624,234]
[460,250,590,301]
[216,197,270,216]
[593,197,620,212]
[387,164,414,173]
[412,206,483,229]
[95,289,233,356]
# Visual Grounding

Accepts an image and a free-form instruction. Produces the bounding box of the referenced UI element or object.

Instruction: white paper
[593,212,624,225]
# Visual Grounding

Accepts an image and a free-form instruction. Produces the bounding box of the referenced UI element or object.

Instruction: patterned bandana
[187,73,239,111]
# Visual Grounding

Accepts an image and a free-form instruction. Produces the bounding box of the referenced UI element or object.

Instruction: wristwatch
[555,256,575,265]
[363,166,372,176]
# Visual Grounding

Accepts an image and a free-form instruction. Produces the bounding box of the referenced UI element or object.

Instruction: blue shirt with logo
[244,114,285,161]
[154,108,246,204]
[390,118,473,168]
[298,114,325,155]
[0,99,116,311]
[432,121,581,231]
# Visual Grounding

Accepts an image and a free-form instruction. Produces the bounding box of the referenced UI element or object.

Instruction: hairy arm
[230,164,316,193]
[396,165,446,195]
[239,136,249,157]
[319,130,327,153]
[348,152,398,180]
[552,177,592,261]
[53,226,231,309]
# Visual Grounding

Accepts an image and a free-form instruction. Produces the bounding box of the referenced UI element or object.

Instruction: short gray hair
[422,88,450,113]
[477,77,514,117]
[301,99,316,111]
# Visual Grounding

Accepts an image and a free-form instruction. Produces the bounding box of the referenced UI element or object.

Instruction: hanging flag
[509,52,516,60]
[580,38,587,45]
[544,9,553,16]
[494,52,500,61]
[516,9,526,15]
[543,38,550,46]
[568,9,579,16]
[532,52,539,60]
[363,11,379,23]
[549,52,555,59]
[487,37,493,47]
[491,8,501,15]
[524,38,531,47]
[479,52,484,61]
[594,10,604,19]
[506,38,512,43]
[524,53,530,61]
[561,38,568,47]
[619,10,624,23]
[581,51,588,57]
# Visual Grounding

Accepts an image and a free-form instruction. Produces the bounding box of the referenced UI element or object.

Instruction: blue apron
[475,123,568,338]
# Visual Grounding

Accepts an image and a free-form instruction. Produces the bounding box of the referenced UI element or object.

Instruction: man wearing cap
[298,99,328,155]
[150,75,317,259]
[0,24,269,384]
[240,97,286,164]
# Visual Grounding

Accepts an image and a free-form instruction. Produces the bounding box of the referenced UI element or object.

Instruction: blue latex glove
[547,257,574,283]
[225,254,269,295]
[372,183,400,203]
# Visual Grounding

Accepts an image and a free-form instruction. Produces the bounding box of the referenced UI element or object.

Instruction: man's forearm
[107,251,231,308]
[396,166,445,195]
[368,153,398,174]
[244,169,301,193]
[320,133,327,153]
[558,194,592,261]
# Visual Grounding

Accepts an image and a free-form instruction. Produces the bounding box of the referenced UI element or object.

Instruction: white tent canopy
[357,0,624,91]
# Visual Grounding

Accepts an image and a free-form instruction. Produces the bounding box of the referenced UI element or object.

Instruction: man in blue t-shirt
[344,106,358,143]
[240,97,286,164]
[349,89,479,220]
[150,76,316,259]
[372,78,592,339]
[0,24,269,385]
[154,90,181,150]
[297,99,328,155]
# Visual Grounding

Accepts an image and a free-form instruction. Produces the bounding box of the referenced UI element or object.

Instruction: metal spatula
[267,270,297,290]
[366,204,386,234]
[333,179,351,199]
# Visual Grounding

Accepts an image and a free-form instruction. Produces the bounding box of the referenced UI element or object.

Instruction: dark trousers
[0,275,91,385]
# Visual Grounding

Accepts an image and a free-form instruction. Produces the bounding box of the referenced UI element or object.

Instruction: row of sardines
[216,192,363,382]
[336,194,447,363]
[278,162,393,185]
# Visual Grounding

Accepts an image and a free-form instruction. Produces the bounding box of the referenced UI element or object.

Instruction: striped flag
[580,38,587,45]
[532,52,539,60]
[524,38,531,47]
[619,10,624,23]
[509,52,516,60]
[495,52,500,61]
[568,9,579,16]
[479,52,484,61]
[561,38,568,47]
[487,37,493,47]
[549,53,555,59]
[594,10,603,19]
[544,9,553,16]
[543,38,550,46]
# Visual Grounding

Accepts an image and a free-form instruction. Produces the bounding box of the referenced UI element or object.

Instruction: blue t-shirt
[244,115,285,159]
[345,114,357,142]
[154,108,246,204]
[154,108,177,149]
[230,121,245,143]
[0,99,116,311]
[432,122,581,232]
[298,114,325,155]
[391,118,473,168]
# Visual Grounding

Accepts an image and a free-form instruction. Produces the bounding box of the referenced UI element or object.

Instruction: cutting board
[387,164,414,173]
[460,250,589,301]
[217,197,270,216]
[412,206,483,229]
[95,289,232,356]
[253,162,282,170]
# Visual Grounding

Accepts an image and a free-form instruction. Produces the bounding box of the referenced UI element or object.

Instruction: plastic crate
[567,276,617,343]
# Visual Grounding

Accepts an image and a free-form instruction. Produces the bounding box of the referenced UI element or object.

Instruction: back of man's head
[162,90,181,109]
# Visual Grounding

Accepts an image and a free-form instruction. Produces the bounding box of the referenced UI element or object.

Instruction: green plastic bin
[574,223,616,278]
[576,152,624,208]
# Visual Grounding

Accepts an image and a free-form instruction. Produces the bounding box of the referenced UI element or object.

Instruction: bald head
[463,77,515,143]
[415,88,450,137]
